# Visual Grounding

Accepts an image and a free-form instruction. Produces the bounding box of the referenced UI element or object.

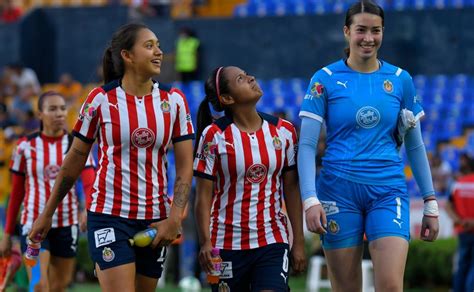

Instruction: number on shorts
[157,246,166,263]
[282,248,289,273]
[71,225,79,251]
[395,197,402,220]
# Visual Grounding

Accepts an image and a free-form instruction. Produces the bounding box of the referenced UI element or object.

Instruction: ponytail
[194,98,214,155]
[102,47,120,84]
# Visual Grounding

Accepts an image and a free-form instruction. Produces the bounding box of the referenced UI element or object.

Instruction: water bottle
[207,248,222,284]
[129,228,157,247]
[23,237,41,267]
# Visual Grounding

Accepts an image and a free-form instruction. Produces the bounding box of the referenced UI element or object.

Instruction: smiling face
[123,28,163,78]
[38,94,67,133]
[220,66,263,106]
[344,12,383,63]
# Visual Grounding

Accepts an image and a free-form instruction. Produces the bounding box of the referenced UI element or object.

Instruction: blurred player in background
[0,91,96,292]
[28,23,195,292]
[194,66,306,291]
[298,1,439,291]
[446,150,474,292]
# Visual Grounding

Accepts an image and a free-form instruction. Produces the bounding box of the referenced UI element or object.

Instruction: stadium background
[0,0,473,290]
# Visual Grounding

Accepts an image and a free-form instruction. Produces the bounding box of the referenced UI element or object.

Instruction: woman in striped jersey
[0,91,96,292]
[28,24,195,291]
[194,66,307,291]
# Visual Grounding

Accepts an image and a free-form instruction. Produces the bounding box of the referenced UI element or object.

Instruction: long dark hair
[102,23,148,84]
[344,1,385,57]
[194,66,231,154]
[38,91,65,131]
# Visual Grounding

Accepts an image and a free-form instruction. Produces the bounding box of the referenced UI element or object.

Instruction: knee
[50,276,72,292]
[376,280,403,292]
[33,279,49,292]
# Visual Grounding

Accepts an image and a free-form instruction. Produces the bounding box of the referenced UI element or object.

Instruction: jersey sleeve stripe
[9,169,25,176]
[395,68,402,76]
[72,131,96,144]
[193,170,215,180]
[172,134,195,143]
[282,164,297,172]
[299,111,324,123]
[322,67,333,76]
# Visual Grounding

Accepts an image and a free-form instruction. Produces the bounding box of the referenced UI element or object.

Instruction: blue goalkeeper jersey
[299,59,424,186]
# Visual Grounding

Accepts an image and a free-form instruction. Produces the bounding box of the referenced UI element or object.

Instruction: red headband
[215,66,224,104]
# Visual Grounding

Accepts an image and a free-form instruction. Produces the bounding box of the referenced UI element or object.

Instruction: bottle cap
[211,248,220,256]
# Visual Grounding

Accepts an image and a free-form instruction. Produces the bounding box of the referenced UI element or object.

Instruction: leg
[48,225,80,292]
[48,256,76,292]
[31,250,51,292]
[96,262,136,292]
[135,273,159,292]
[324,245,363,292]
[250,243,290,292]
[369,237,408,292]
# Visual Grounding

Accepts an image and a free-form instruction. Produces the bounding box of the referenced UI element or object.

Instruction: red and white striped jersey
[194,113,298,250]
[9,132,95,233]
[73,80,194,220]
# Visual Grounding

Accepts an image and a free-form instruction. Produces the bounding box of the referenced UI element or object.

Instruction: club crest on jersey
[328,219,340,234]
[44,165,61,180]
[356,106,380,129]
[383,80,393,93]
[81,103,97,120]
[131,128,156,148]
[160,100,170,113]
[310,82,324,97]
[102,247,115,262]
[246,163,267,184]
[272,136,282,150]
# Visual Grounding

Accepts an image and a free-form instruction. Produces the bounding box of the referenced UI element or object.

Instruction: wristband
[303,197,321,212]
[423,199,439,218]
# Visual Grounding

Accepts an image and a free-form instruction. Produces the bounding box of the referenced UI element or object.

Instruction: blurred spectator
[55,73,83,106]
[430,152,453,197]
[445,151,474,292]
[149,0,171,17]
[0,0,22,23]
[10,84,35,126]
[128,0,156,20]
[0,103,14,129]
[5,63,40,95]
[175,27,200,82]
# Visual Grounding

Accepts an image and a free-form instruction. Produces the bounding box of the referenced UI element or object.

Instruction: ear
[220,94,235,106]
[343,26,350,41]
[121,49,133,65]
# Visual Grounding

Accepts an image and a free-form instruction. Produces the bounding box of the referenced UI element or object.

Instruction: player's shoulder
[259,112,296,132]
[380,60,412,80]
[311,60,346,80]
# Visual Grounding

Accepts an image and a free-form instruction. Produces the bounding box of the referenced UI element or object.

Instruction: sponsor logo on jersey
[356,106,380,129]
[196,142,217,161]
[328,219,340,234]
[102,247,115,262]
[131,128,156,148]
[82,103,97,120]
[246,163,267,184]
[273,136,282,150]
[310,82,324,97]
[383,79,393,93]
[44,164,61,180]
[161,100,171,113]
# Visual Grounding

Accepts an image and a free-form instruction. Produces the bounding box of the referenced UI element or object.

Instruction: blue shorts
[87,211,167,279]
[212,243,290,292]
[21,225,79,258]
[317,171,410,249]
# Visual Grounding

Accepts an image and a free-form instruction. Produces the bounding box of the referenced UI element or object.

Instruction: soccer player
[28,23,195,292]
[0,91,96,292]
[194,66,306,291]
[297,1,439,291]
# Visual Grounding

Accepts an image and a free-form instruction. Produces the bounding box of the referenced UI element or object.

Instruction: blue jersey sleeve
[401,70,424,119]
[299,71,328,123]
